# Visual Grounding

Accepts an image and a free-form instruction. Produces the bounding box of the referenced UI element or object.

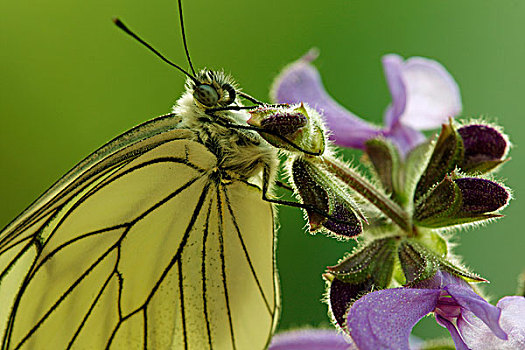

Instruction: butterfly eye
[194,84,219,107]
[221,83,236,106]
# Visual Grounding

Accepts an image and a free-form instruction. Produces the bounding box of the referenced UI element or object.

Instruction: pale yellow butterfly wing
[0,115,279,349]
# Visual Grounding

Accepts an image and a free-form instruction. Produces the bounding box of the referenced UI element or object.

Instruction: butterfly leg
[274,180,294,192]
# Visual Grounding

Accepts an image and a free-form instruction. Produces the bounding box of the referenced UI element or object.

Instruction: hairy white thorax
[172,82,278,184]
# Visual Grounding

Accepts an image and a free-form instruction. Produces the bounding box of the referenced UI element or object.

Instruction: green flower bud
[398,239,485,285]
[414,121,464,201]
[414,177,509,228]
[398,239,440,285]
[326,237,397,329]
[291,157,363,238]
[364,138,400,196]
[414,177,463,227]
[327,237,397,284]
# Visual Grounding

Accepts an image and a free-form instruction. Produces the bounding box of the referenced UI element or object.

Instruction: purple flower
[343,271,507,350]
[459,296,525,349]
[268,282,523,350]
[268,328,356,350]
[267,328,423,350]
[271,50,462,155]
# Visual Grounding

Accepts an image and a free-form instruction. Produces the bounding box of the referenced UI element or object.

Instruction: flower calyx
[398,239,486,286]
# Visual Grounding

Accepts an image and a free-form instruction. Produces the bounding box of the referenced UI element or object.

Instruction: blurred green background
[1,0,524,342]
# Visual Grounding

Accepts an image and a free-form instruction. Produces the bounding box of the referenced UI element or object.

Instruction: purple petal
[435,315,470,350]
[414,269,470,290]
[347,288,440,350]
[445,284,507,340]
[384,123,426,157]
[382,54,407,128]
[271,49,381,149]
[458,296,525,350]
[386,56,462,130]
[268,328,354,350]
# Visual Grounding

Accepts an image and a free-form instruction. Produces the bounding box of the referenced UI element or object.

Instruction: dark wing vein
[142,309,148,350]
[0,240,33,283]
[66,262,117,350]
[177,258,188,350]
[222,185,273,315]
[37,157,204,255]
[201,200,214,350]
[216,185,236,350]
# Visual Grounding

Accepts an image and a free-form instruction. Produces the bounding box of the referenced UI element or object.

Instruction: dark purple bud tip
[458,124,508,173]
[455,177,509,213]
[259,112,308,137]
[328,278,373,330]
[322,201,362,238]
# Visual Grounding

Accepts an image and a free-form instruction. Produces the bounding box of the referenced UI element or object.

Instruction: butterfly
[0,1,366,349]
[0,5,282,350]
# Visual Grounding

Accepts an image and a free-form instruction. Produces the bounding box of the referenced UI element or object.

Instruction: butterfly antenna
[113,18,199,85]
[177,0,196,77]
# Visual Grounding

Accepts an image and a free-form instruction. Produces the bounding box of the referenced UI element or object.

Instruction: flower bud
[364,138,399,196]
[247,103,326,154]
[458,124,508,174]
[414,121,464,201]
[291,157,329,230]
[259,111,307,135]
[398,239,486,285]
[455,177,509,214]
[326,237,397,284]
[414,177,462,227]
[398,239,439,285]
[291,157,362,238]
[414,176,509,228]
[326,237,397,329]
[327,277,373,330]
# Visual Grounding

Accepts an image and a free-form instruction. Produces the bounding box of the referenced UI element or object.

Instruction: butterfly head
[191,70,237,108]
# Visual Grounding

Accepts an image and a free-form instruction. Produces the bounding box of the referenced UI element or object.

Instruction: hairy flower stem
[323,156,411,232]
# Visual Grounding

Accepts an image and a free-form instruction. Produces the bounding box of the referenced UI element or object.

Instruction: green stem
[322,156,411,232]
